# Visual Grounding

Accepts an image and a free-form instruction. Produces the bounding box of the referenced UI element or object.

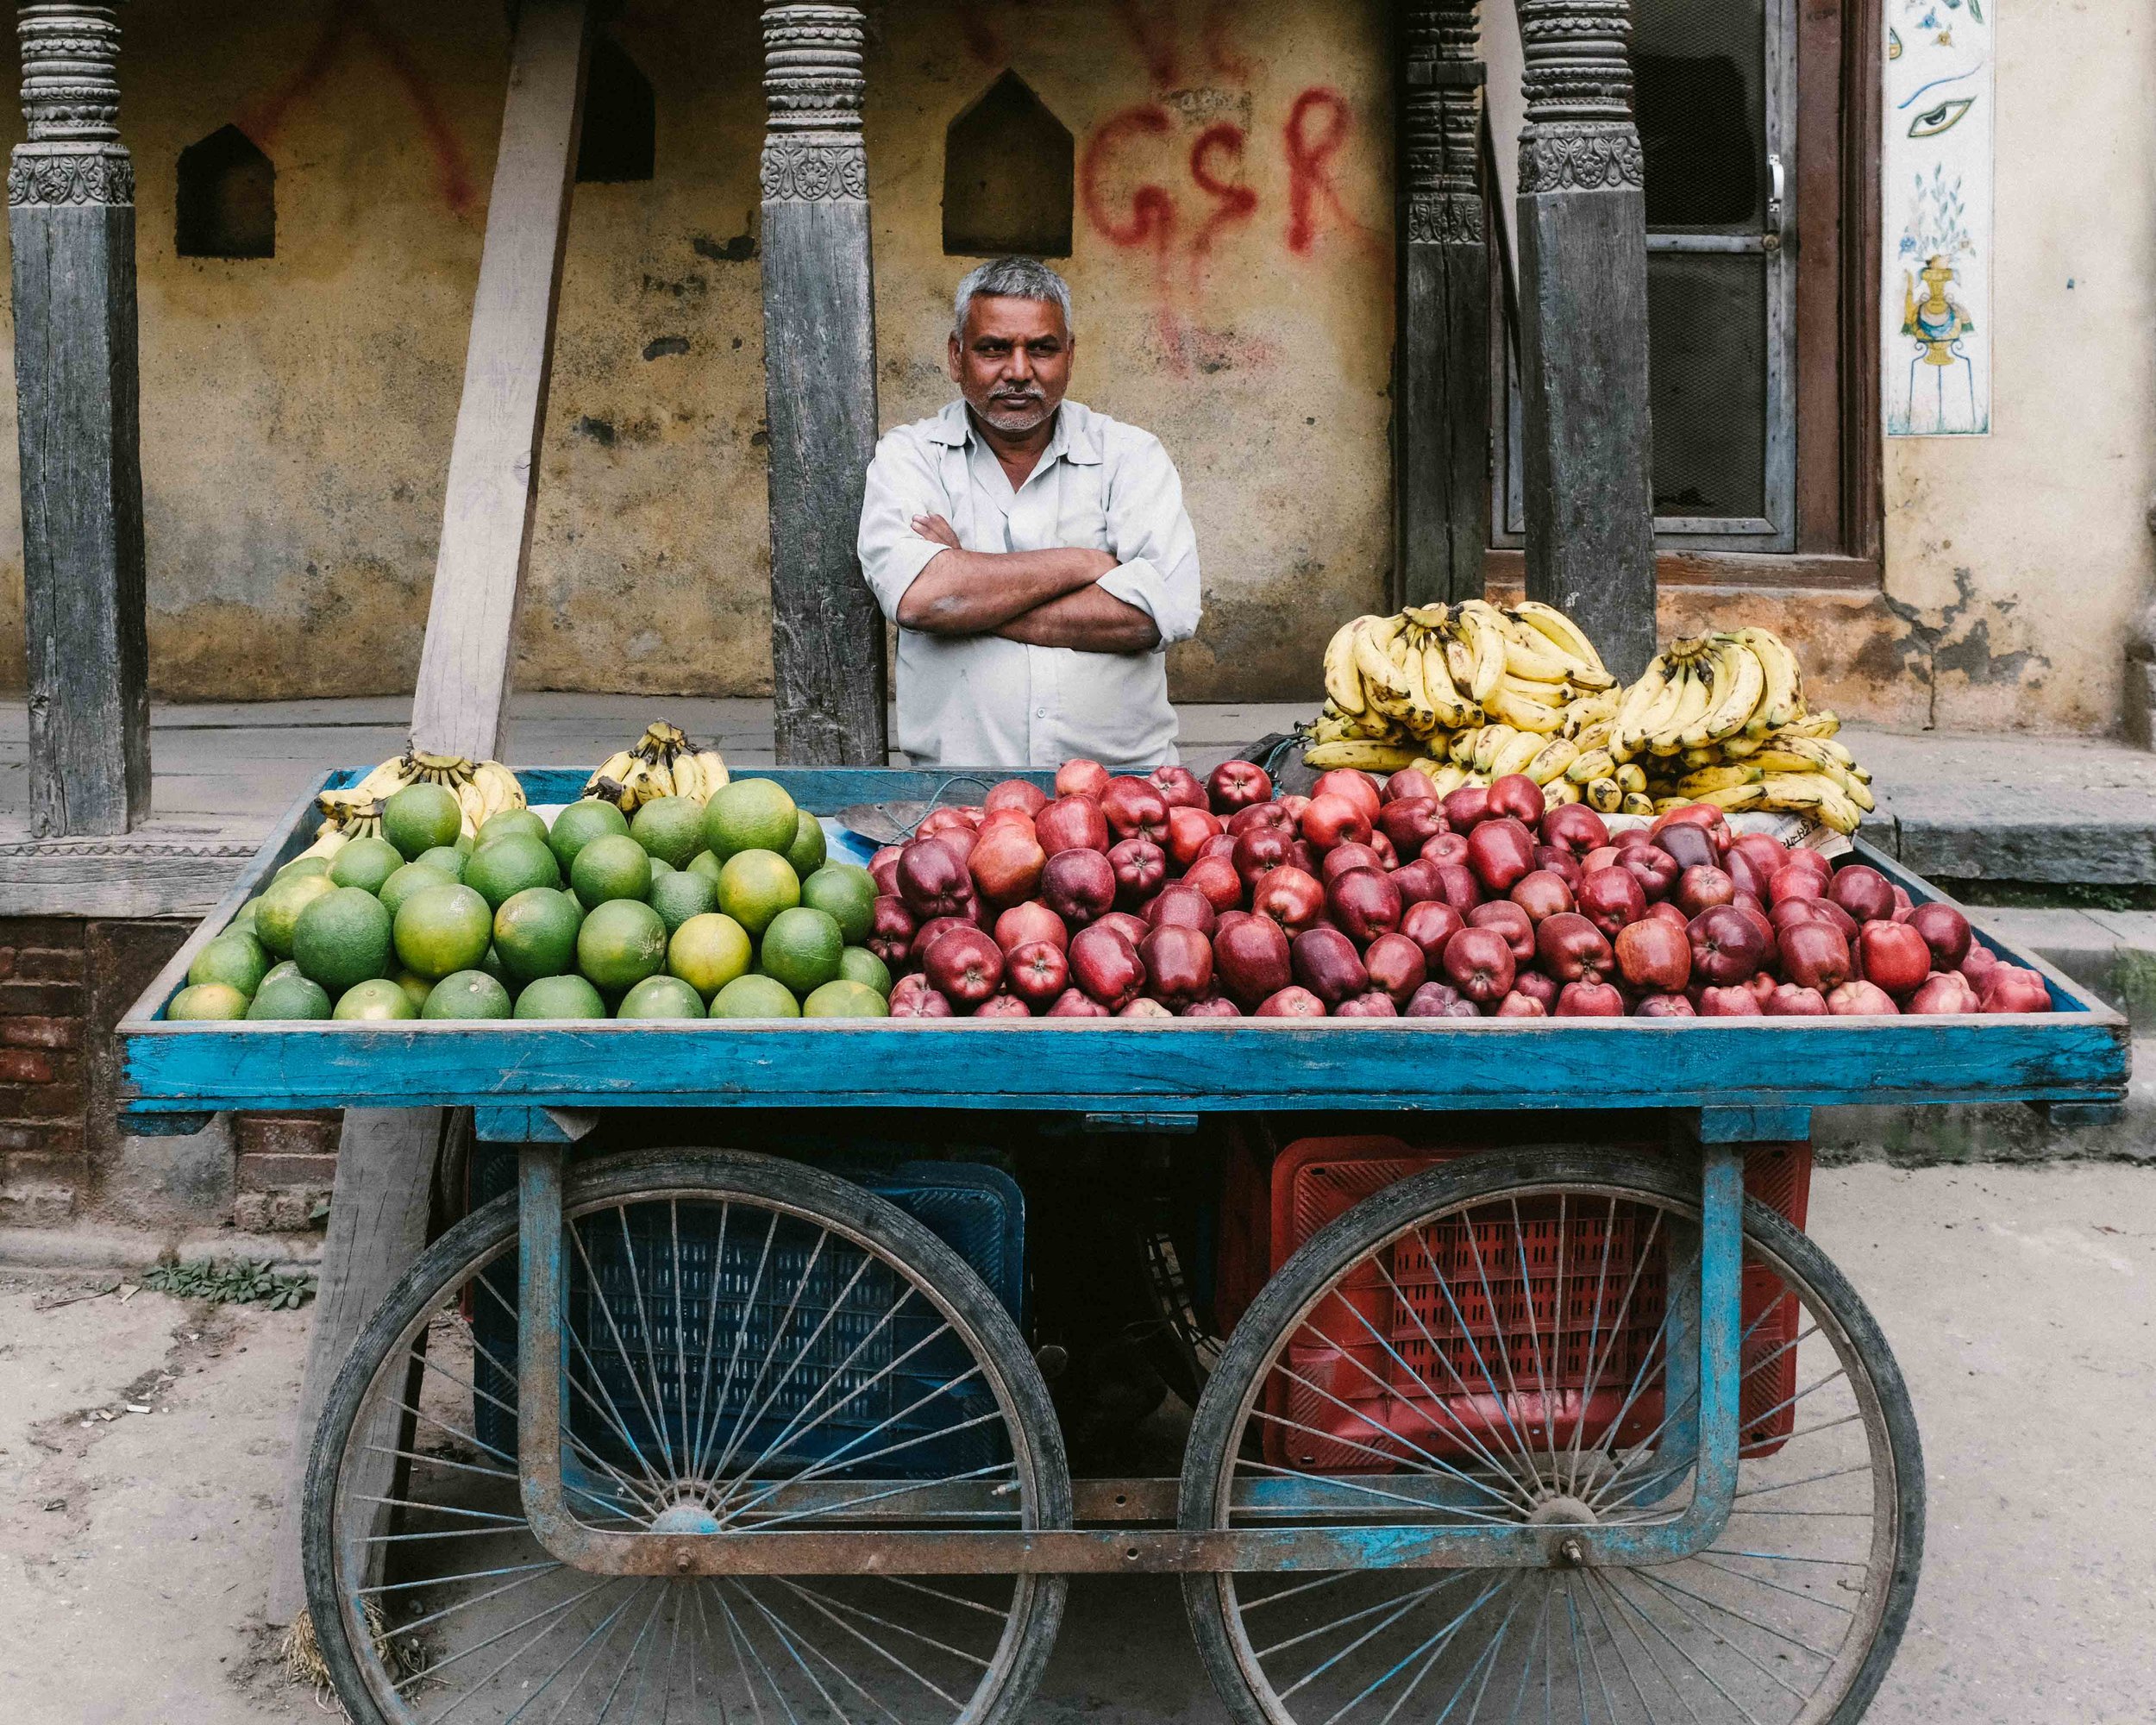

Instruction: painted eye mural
[1908,96,1975,138]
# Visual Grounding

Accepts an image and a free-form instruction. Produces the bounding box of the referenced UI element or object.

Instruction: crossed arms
[893,513,1162,653]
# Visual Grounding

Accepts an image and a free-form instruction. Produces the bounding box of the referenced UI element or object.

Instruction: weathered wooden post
[1513,0,1658,679]
[760,3,888,766]
[1395,0,1489,609]
[9,1,149,836]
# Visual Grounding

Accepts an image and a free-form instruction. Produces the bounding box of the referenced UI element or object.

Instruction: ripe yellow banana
[1507,600,1605,674]
[1485,684,1567,735]
[1675,765,1763,796]
[1303,740,1423,772]
[1733,627,1802,736]
[1612,656,1677,758]
[1614,762,1647,796]
[1586,777,1623,814]
[1452,602,1507,703]
[1545,778,1583,806]
[1619,792,1657,817]
[1567,747,1616,786]
[1418,639,1477,729]
[1324,619,1371,716]
[1490,731,1545,781]
[1684,637,1766,749]
[1526,737,1580,786]
[1471,724,1517,775]
[1647,663,1709,756]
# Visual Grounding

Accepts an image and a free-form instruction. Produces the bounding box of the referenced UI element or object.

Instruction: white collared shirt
[856,399,1202,770]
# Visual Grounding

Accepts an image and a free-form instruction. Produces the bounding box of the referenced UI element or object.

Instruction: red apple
[1615,918,1691,993]
[1441,786,1489,831]
[1959,940,2002,993]
[972,992,1034,1019]
[1495,991,1548,1018]
[1006,940,1070,1006]
[1906,971,1980,1014]
[1037,795,1112,856]
[1727,833,1787,888]
[897,838,975,919]
[1386,768,1438,804]
[1891,886,1915,921]
[1182,995,1243,1018]
[984,778,1049,817]
[1256,985,1327,1018]
[1164,805,1223,869]
[887,973,955,1017]
[1312,769,1383,823]
[1433,862,1483,918]
[1251,866,1326,934]
[1768,865,1825,906]
[1689,905,1769,987]
[1140,923,1213,1008]
[1981,965,2052,1013]
[1096,911,1151,949]
[1827,980,1899,1016]
[868,895,917,966]
[993,900,1068,955]
[1442,926,1515,1004]
[918,806,978,841]
[1182,854,1244,914]
[1777,920,1852,994]
[1466,818,1537,894]
[1041,847,1117,929]
[1537,912,1614,984]
[1858,920,1932,998]
[1764,982,1828,1017]
[1620,845,1682,903]
[1512,968,1559,1012]
[1229,800,1294,837]
[1206,759,1275,814]
[1119,997,1175,1019]
[1285,837,1324,877]
[1908,902,1972,969]
[1510,869,1576,924]
[1486,773,1546,827]
[868,845,902,897]
[911,914,975,966]
[1056,759,1110,800]
[1645,900,1690,933]
[1557,980,1625,1017]
[1148,763,1209,811]
[1697,985,1764,1017]
[1653,822,1715,874]
[1468,900,1536,963]
[1532,845,1584,891]
[1196,831,1240,864]
[1100,777,1172,844]
[1389,857,1445,908]
[1376,797,1445,861]
[1291,925,1369,1005]
[1320,841,1387,883]
[1676,865,1736,919]
[1830,864,1895,925]
[1046,988,1111,1018]
[1633,993,1695,1018]
[1328,869,1403,944]
[1107,837,1168,907]
[1301,793,1373,851]
[1746,969,1780,1008]
[1577,867,1647,939]
[1232,825,1294,886]
[1069,923,1144,1010]
[1215,913,1294,1007]
[1146,884,1218,938]
[1399,899,1467,966]
[1407,982,1480,1018]
[1363,931,1429,1005]
[1336,990,1399,1018]
[968,820,1046,908]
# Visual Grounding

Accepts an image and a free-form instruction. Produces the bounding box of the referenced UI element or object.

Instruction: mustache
[990,386,1044,400]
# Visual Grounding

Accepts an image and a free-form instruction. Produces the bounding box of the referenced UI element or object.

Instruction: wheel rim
[321,1174,1059,1724]
[1194,1171,1911,1725]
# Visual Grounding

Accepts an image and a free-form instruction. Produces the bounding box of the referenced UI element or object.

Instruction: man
[857,256,1202,769]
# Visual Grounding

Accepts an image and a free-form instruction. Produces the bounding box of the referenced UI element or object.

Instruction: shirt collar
[930,400,1103,467]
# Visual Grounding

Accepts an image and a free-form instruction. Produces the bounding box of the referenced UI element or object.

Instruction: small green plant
[144,1256,317,1310]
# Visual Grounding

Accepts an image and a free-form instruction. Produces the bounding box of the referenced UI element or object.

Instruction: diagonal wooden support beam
[410,0,593,762]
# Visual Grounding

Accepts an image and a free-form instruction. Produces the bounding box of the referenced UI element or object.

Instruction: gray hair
[952,256,1073,340]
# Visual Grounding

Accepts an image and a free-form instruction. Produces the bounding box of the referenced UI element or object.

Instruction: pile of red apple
[863,758,2053,1020]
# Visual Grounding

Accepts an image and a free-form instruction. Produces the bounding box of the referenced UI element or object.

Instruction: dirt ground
[1,1162,2151,1723]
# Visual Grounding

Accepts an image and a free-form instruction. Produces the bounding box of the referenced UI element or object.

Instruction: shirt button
[1036,708,1047,719]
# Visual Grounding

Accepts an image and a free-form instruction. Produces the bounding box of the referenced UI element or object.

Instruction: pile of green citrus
[166,777,888,1025]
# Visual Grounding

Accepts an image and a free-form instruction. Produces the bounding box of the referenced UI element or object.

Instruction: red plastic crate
[1249,1137,1811,1471]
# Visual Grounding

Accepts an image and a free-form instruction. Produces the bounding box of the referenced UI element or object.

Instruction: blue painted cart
[117,768,2129,1725]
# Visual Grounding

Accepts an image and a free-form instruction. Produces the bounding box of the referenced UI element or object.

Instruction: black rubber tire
[1177,1147,1925,1725]
[302,1148,1072,1725]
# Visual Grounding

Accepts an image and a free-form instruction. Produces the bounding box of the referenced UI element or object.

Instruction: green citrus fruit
[415,844,467,881]
[254,869,338,958]
[292,887,396,995]
[493,888,583,986]
[784,811,828,878]
[334,978,418,1021]
[382,782,466,860]
[394,971,436,1013]
[711,974,801,1019]
[570,833,653,911]
[667,913,753,1000]
[704,779,799,861]
[248,974,332,1020]
[229,898,262,939]
[716,849,800,939]
[803,979,891,1018]
[423,970,514,1019]
[837,946,893,996]
[548,799,630,873]
[260,959,302,988]
[800,864,878,946]
[576,898,668,993]
[759,906,844,996]
[479,944,508,984]
[392,881,494,981]
[686,850,723,888]
[329,836,404,894]
[649,868,718,934]
[515,975,609,1019]
[378,860,455,919]
[630,797,707,869]
[168,982,250,1021]
[462,832,561,910]
[276,855,331,881]
[476,807,548,850]
[189,931,271,997]
[617,975,707,1019]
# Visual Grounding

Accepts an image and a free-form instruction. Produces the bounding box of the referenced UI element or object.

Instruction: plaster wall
[0,0,1397,708]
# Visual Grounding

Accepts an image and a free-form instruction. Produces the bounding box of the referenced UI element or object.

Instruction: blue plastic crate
[469,1151,1025,1488]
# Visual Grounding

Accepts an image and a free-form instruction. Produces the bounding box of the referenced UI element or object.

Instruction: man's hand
[895,521,1118,637]
[996,586,1161,654]
[912,513,962,550]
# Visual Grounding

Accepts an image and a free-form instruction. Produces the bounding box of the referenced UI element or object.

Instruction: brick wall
[0,919,89,1225]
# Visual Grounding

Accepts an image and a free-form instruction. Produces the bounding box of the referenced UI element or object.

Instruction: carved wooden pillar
[760,3,887,766]
[1396,0,1489,609]
[10,2,148,835]
[1513,0,1658,680]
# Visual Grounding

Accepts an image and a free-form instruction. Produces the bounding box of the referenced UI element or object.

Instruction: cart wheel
[302,1150,1070,1725]
[1178,1149,1922,1725]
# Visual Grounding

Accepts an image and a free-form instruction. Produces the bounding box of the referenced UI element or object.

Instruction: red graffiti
[1112,0,1183,86]
[242,2,476,218]
[1188,122,1257,260]
[1200,0,1254,81]
[1283,87,1354,254]
[1081,104,1179,252]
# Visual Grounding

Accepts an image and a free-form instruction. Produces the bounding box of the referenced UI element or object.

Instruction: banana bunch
[314,749,525,844]
[587,720,730,813]
[1604,627,1873,833]
[1308,600,1611,770]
